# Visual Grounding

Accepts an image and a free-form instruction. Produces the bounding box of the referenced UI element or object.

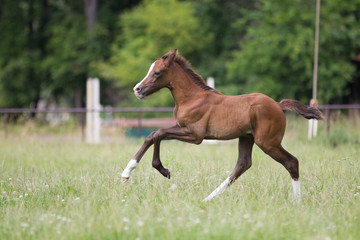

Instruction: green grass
[0,116,359,239]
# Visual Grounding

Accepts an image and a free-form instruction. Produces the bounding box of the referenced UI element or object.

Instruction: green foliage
[99,0,213,107]
[0,0,46,107]
[1,0,360,108]
[0,0,138,108]
[226,0,360,103]
[44,10,109,99]
[193,0,255,88]
[316,0,360,102]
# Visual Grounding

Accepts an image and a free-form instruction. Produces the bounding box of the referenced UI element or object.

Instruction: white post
[308,119,313,139]
[206,76,215,89]
[86,78,101,143]
[308,119,319,139]
[93,78,100,143]
[309,0,321,140]
[86,78,93,143]
[308,99,319,139]
[313,119,318,137]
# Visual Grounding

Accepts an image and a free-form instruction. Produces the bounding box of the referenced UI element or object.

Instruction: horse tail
[279,99,323,120]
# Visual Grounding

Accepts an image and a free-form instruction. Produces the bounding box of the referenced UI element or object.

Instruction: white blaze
[203,177,231,202]
[134,61,156,91]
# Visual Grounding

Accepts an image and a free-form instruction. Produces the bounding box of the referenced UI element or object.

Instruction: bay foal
[121,49,323,201]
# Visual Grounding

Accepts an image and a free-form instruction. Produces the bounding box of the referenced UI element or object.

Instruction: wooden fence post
[81,112,86,141]
[326,108,331,134]
[4,113,8,138]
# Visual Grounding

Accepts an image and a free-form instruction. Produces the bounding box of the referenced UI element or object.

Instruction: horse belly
[206,111,252,140]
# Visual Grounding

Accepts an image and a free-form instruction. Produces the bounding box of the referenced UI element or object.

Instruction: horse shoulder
[174,94,219,137]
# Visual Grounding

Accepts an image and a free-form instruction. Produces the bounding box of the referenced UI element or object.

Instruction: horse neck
[169,64,208,106]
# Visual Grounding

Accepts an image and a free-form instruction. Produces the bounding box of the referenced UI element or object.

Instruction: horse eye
[154,71,161,77]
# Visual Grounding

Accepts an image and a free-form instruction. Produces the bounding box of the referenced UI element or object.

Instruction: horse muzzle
[133,85,146,100]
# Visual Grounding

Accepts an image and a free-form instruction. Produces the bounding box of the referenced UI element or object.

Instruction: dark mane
[174,56,219,93]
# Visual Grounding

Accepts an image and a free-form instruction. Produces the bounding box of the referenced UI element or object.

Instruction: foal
[121,49,323,201]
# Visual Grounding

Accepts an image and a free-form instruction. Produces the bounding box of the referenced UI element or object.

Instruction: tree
[42,0,118,106]
[226,0,360,103]
[1,0,359,108]
[0,0,50,108]
[193,0,256,92]
[0,0,140,108]
[99,0,213,107]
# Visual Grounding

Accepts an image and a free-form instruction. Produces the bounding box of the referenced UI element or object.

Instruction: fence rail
[318,104,360,110]
[0,107,174,139]
[0,107,174,113]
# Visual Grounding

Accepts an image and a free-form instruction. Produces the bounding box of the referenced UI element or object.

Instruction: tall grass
[0,115,359,239]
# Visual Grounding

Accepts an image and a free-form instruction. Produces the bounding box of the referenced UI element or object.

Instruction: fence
[0,105,359,140]
[317,104,360,133]
[0,107,174,139]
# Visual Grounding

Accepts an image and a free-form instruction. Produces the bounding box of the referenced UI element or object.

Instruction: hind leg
[259,144,301,201]
[229,136,254,182]
[251,104,301,201]
[203,136,254,202]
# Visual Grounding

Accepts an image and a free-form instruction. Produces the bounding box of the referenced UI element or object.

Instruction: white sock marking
[134,61,155,91]
[121,159,138,178]
[203,177,231,202]
[292,179,301,202]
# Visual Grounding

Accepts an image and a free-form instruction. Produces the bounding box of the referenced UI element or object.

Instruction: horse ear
[164,48,178,67]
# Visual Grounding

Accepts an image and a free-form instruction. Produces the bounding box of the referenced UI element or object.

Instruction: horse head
[133,49,178,99]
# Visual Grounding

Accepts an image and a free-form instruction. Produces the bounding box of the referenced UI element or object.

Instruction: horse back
[204,93,283,140]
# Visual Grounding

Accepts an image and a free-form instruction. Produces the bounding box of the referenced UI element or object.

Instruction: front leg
[151,125,202,178]
[121,131,156,182]
[152,134,171,179]
[121,125,201,182]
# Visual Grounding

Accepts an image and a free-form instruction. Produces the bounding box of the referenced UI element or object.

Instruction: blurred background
[0,0,359,140]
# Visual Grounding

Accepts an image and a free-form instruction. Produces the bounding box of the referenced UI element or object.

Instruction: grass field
[0,115,359,239]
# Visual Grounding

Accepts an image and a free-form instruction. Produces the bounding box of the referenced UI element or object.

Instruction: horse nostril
[135,87,141,93]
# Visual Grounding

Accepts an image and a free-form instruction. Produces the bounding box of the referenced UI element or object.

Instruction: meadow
[0,115,359,239]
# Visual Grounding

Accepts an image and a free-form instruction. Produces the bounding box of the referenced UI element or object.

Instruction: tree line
[1,0,359,109]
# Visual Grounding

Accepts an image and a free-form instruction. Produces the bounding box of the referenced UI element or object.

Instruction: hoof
[121,177,129,183]
[161,168,171,179]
